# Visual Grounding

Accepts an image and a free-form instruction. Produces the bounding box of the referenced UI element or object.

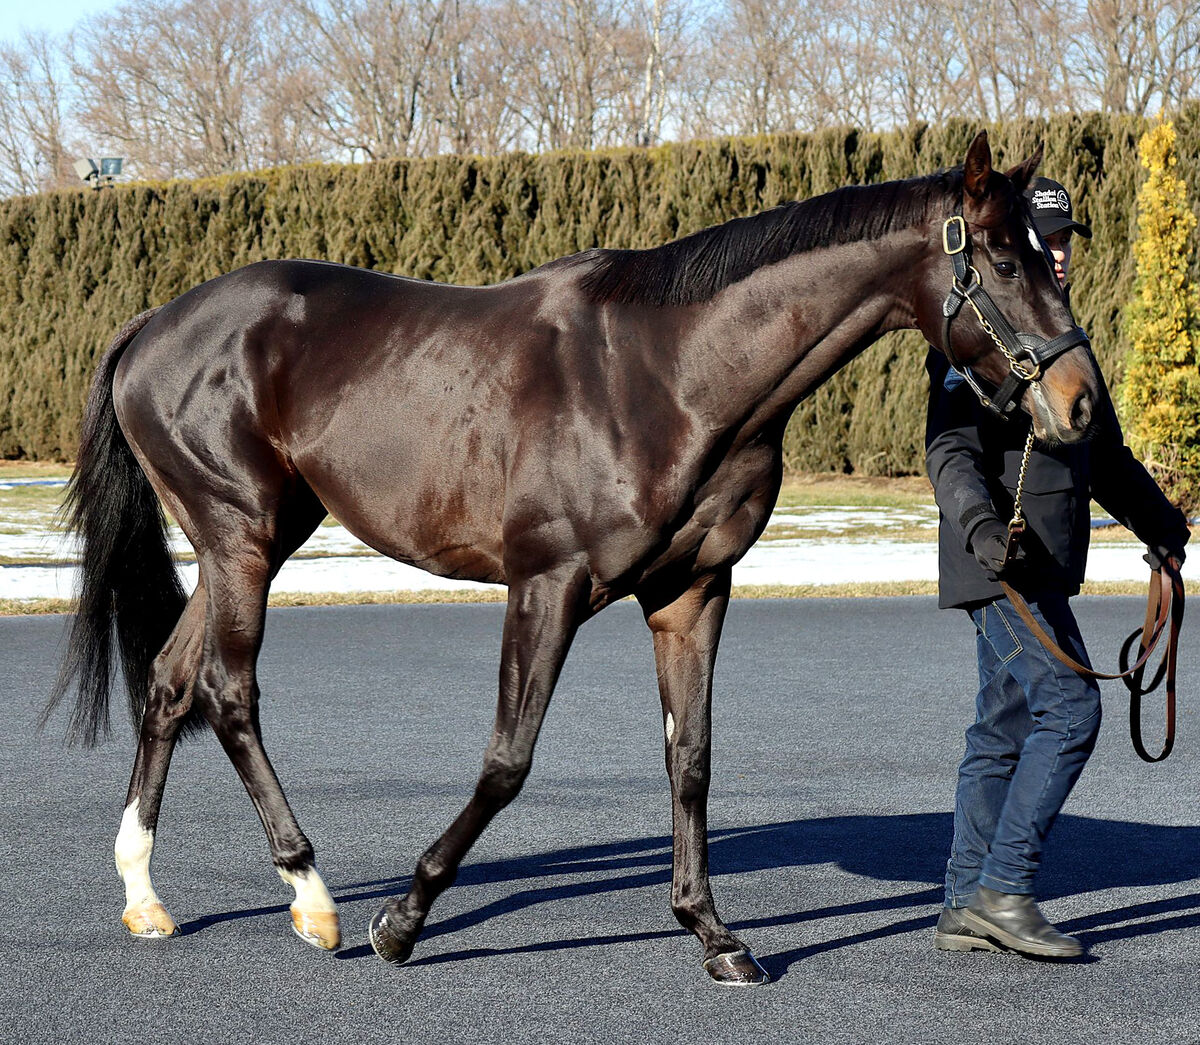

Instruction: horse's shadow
[179,813,1200,977]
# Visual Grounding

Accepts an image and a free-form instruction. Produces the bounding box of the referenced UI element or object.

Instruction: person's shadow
[179,813,1200,979]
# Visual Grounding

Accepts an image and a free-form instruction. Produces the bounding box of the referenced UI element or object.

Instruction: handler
[926,177,1190,957]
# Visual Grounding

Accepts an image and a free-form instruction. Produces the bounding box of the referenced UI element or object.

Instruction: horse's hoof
[369,908,414,965]
[122,902,179,938]
[290,906,341,950]
[703,948,771,985]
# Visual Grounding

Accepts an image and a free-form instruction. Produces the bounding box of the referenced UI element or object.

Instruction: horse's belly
[326,507,507,585]
[295,444,508,585]
[383,537,507,584]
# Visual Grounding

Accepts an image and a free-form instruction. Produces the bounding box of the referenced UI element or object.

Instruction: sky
[1,0,121,43]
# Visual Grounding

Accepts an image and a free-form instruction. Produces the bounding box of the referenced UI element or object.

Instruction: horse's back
[115,257,538,436]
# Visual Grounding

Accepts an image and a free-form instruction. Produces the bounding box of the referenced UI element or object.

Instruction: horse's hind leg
[639,569,769,985]
[117,471,338,948]
[116,589,206,937]
[369,564,591,965]
[189,500,341,949]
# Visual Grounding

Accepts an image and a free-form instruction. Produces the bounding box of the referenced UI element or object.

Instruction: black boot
[932,907,1002,952]
[960,886,1082,958]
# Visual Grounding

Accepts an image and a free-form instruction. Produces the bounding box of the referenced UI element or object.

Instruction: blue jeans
[944,591,1101,908]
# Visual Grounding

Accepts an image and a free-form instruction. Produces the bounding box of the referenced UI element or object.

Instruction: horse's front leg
[639,568,770,985]
[369,562,591,966]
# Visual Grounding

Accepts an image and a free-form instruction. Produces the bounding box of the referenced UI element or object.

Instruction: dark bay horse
[49,131,1100,984]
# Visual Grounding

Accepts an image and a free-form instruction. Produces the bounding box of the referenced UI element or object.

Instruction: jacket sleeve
[925,350,1001,552]
[1088,387,1191,553]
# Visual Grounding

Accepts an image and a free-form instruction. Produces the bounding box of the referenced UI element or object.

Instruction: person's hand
[1144,544,1186,572]
[970,517,1024,581]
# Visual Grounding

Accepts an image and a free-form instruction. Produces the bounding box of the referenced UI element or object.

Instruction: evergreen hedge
[2,110,1198,467]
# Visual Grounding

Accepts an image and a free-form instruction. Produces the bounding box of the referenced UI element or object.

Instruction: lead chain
[1009,425,1036,534]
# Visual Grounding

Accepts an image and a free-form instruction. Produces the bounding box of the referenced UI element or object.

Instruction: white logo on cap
[1031,188,1070,213]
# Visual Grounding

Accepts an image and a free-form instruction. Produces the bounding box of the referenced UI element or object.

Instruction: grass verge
[776,473,933,508]
[2,578,1158,617]
[0,461,72,479]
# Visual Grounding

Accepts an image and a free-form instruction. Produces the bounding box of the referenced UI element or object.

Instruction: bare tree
[997,0,1088,115]
[0,31,74,195]
[803,1,892,129]
[284,0,450,160]
[74,0,275,179]
[626,0,696,145]
[422,0,527,155]
[698,0,813,136]
[1076,0,1200,114]
[248,0,332,169]
[498,0,635,151]
[637,0,669,144]
[256,59,332,169]
[874,0,967,127]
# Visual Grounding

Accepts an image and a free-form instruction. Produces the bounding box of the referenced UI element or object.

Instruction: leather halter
[941,214,1090,419]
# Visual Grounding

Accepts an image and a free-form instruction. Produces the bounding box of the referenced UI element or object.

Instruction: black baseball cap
[1023,177,1092,238]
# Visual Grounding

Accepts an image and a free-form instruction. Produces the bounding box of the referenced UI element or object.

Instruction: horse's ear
[963,131,992,200]
[1004,142,1043,193]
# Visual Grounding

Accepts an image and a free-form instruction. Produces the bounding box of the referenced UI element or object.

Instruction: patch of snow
[767,507,938,533]
[0,478,68,489]
[0,539,1155,601]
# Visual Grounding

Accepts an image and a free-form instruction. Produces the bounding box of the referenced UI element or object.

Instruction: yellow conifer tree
[1121,119,1200,511]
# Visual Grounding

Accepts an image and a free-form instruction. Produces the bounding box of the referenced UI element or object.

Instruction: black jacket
[925,350,1190,609]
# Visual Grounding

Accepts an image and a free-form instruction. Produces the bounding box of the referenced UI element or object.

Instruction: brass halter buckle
[942,215,967,256]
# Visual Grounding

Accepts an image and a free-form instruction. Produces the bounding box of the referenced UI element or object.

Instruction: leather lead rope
[998,432,1185,762]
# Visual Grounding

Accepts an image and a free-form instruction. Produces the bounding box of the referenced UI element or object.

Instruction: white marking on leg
[665,712,675,742]
[279,865,340,948]
[278,866,337,914]
[115,799,160,909]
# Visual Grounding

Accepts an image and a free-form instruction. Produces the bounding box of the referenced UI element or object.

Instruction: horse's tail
[45,308,198,747]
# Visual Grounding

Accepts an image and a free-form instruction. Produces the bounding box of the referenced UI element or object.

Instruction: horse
[47,130,1101,984]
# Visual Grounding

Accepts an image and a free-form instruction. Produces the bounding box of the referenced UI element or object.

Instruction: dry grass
[733,580,939,598]
[1077,579,1160,596]
[777,473,934,509]
[0,589,513,616]
[266,588,509,607]
[0,460,72,479]
[0,597,74,615]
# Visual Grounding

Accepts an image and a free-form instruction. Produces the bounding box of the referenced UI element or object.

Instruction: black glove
[969,517,1025,581]
[1144,544,1186,571]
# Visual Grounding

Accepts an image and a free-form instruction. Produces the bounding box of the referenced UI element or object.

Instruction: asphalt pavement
[2,597,1198,1044]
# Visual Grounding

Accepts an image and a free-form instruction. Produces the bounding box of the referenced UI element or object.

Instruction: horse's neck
[673,228,926,431]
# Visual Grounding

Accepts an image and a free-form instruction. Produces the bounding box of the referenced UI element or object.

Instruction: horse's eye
[994,261,1018,278]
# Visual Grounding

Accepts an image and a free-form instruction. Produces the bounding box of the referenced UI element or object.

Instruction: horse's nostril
[1072,392,1093,430]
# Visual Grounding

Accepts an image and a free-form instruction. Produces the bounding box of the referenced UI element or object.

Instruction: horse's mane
[580,167,963,307]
